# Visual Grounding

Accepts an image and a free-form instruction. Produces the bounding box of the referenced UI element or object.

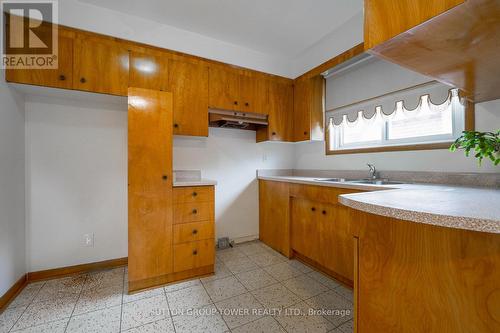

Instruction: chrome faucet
[367,164,377,179]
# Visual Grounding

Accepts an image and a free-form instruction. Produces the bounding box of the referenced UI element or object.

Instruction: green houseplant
[450,130,500,166]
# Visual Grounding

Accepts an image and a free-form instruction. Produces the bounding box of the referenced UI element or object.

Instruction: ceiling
[77,0,362,58]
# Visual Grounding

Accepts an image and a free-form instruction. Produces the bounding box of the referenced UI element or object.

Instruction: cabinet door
[290,198,321,263]
[267,81,293,141]
[259,180,290,257]
[129,51,169,91]
[6,33,74,89]
[169,60,209,136]
[128,88,173,289]
[293,76,324,142]
[74,34,129,96]
[239,75,269,114]
[318,203,354,281]
[208,67,240,111]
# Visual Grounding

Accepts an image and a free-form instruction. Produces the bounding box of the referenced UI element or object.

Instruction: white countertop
[258,175,500,234]
[173,179,217,187]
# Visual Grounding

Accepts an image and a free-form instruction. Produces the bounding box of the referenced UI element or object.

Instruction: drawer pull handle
[59,75,66,81]
[193,250,198,255]
[311,207,316,212]
[192,192,197,197]
[192,229,198,235]
[322,210,327,215]
[192,209,198,214]
[162,175,168,180]
[80,77,86,83]
[174,123,179,128]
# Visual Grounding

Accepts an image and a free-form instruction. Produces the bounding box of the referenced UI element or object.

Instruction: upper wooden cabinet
[293,75,324,142]
[5,29,74,89]
[129,51,169,91]
[257,80,293,142]
[209,67,269,114]
[365,0,500,102]
[169,60,209,137]
[364,0,464,49]
[73,34,129,96]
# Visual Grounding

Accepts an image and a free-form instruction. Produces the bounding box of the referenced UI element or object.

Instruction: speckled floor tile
[8,282,44,308]
[10,318,68,333]
[121,295,169,331]
[172,304,228,333]
[231,316,285,333]
[307,271,341,290]
[84,268,124,291]
[334,285,353,302]
[216,248,247,262]
[249,252,286,267]
[223,257,259,275]
[12,295,77,330]
[73,284,122,315]
[337,319,353,333]
[288,260,313,273]
[263,262,302,281]
[215,293,264,329]
[275,301,334,333]
[34,275,86,302]
[235,242,268,256]
[282,274,328,300]
[164,279,201,294]
[235,269,277,291]
[251,283,301,310]
[66,305,121,333]
[123,286,163,304]
[0,305,27,333]
[304,290,352,327]
[123,318,175,333]
[200,264,232,283]
[166,285,211,315]
[202,276,246,302]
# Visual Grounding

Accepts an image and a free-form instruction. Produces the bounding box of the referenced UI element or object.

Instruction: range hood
[209,109,268,130]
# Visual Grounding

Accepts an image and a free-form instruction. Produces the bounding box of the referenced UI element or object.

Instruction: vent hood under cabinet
[209,109,268,130]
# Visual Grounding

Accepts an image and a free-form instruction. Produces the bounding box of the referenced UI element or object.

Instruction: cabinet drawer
[173,186,214,204]
[173,239,215,272]
[173,221,214,244]
[174,202,213,224]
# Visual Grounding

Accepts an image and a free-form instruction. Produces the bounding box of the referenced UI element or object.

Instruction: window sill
[326,141,453,155]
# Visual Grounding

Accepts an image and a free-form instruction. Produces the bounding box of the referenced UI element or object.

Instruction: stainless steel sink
[346,179,405,185]
[314,178,352,182]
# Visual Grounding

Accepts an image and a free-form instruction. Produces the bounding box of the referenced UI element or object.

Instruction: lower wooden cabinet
[173,239,215,272]
[173,221,214,244]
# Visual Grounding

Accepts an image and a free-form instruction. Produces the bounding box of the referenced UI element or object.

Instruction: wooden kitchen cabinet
[364,0,464,49]
[290,198,322,263]
[258,180,291,257]
[128,88,173,291]
[256,80,293,142]
[5,29,74,89]
[239,74,269,114]
[169,60,209,136]
[129,51,169,91]
[293,75,324,142]
[208,66,240,110]
[73,34,129,96]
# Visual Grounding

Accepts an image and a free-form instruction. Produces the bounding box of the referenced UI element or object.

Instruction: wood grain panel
[293,75,324,142]
[364,0,464,49]
[289,183,361,205]
[129,51,169,91]
[173,221,214,244]
[169,60,209,136]
[128,88,173,283]
[173,186,214,204]
[239,74,269,114]
[258,180,291,257]
[257,81,293,142]
[351,209,500,332]
[173,202,213,224]
[290,198,322,263]
[74,34,129,96]
[173,239,215,272]
[208,67,240,110]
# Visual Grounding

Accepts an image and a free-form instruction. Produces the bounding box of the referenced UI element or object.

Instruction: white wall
[25,95,128,271]
[295,100,500,173]
[174,129,295,242]
[0,73,26,295]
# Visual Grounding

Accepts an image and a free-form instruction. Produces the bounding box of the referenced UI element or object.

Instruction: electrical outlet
[83,233,94,247]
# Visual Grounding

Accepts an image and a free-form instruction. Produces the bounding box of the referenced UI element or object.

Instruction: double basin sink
[314,178,405,185]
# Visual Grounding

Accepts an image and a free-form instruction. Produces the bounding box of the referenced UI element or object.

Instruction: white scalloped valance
[326,81,462,126]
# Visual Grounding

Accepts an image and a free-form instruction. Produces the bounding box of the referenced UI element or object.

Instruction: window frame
[325,100,475,155]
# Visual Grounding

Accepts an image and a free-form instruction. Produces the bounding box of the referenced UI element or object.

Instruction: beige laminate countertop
[173,179,217,187]
[258,175,500,234]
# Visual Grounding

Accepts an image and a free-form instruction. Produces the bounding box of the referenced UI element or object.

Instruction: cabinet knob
[162,175,168,180]
[322,210,327,215]
[174,123,179,128]
[59,74,66,81]
[245,102,249,106]
[304,131,308,135]
[192,209,198,214]
[272,132,276,136]
[311,207,316,212]
[192,229,198,235]
[192,192,197,197]
[234,101,238,105]
[80,77,86,83]
[193,250,198,255]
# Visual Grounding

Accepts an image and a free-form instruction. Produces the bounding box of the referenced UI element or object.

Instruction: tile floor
[0,241,353,333]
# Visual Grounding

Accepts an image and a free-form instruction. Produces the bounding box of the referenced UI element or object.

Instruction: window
[327,85,468,153]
